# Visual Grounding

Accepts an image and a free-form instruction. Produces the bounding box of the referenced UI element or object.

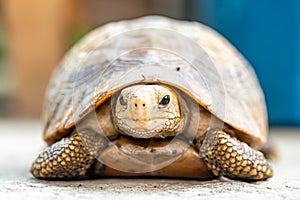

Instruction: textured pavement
[0,120,300,199]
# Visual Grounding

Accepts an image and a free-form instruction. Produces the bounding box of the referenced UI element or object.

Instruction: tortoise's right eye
[119,95,127,106]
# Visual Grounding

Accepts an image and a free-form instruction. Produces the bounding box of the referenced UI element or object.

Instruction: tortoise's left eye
[119,95,127,106]
[159,95,170,105]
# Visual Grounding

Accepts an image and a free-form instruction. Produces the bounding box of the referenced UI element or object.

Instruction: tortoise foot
[199,130,273,181]
[30,131,106,179]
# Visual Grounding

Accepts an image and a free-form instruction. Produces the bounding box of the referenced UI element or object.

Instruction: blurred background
[0,0,299,126]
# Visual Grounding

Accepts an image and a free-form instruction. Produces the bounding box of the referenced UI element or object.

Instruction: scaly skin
[199,130,273,181]
[30,130,106,179]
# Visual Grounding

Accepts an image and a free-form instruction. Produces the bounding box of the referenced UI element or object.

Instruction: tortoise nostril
[133,99,147,109]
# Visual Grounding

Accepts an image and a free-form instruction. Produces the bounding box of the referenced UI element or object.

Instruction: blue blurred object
[187,0,300,125]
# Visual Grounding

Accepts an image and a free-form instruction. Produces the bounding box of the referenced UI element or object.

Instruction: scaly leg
[30,130,107,179]
[198,130,273,181]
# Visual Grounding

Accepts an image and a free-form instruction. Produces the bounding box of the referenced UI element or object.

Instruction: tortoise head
[112,85,184,138]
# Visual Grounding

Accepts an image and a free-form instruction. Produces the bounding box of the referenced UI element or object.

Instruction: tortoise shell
[43,16,268,149]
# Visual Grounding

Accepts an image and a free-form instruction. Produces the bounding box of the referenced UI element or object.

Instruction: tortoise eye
[159,95,170,105]
[119,95,127,106]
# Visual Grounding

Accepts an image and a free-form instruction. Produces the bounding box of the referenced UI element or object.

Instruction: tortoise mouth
[115,117,182,139]
[117,123,163,138]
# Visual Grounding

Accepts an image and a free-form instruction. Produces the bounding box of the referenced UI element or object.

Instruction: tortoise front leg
[30,131,107,179]
[198,130,273,181]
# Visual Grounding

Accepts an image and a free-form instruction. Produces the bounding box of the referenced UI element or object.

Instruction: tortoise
[30,16,273,181]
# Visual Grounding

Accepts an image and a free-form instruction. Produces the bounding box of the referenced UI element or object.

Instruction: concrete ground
[0,120,300,200]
